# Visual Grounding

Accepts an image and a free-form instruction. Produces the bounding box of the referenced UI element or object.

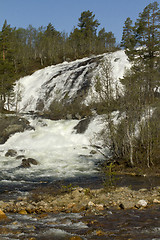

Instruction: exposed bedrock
[0,114,34,144]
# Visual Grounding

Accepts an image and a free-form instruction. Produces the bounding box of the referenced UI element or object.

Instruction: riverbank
[0,184,160,215]
[113,162,160,177]
[0,177,160,239]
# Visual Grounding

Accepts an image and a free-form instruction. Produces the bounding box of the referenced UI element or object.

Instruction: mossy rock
[0,114,33,144]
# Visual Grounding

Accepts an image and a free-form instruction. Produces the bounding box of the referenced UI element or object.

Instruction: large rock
[136,199,148,208]
[5,149,17,157]
[74,117,92,134]
[20,158,38,168]
[0,114,34,144]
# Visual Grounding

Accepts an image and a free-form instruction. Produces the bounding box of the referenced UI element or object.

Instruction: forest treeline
[94,1,160,169]
[0,10,117,101]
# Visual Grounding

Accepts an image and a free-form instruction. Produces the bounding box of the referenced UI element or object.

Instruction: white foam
[0,116,105,180]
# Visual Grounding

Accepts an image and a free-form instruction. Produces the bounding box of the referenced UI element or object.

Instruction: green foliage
[0,20,16,101]
[61,183,74,193]
[102,162,118,191]
[135,2,160,61]
[121,17,136,58]
[76,10,100,55]
[68,10,117,59]
[47,100,65,120]
[84,188,91,196]
[78,10,100,35]
[122,1,160,64]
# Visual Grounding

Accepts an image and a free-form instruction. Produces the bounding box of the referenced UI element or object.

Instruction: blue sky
[0,0,157,43]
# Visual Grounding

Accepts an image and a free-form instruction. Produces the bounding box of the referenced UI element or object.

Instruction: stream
[0,174,160,240]
[0,116,160,239]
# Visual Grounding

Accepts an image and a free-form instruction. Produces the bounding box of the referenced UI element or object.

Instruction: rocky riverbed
[0,185,160,239]
[0,185,160,215]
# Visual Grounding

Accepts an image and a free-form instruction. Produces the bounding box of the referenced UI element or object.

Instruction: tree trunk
[126,123,134,166]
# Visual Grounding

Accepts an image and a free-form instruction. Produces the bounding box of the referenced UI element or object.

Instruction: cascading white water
[0,115,106,189]
[0,50,130,189]
[12,50,130,113]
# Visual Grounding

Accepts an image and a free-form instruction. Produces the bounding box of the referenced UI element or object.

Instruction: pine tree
[68,27,84,59]
[121,17,134,48]
[77,10,100,54]
[97,28,116,53]
[135,1,160,63]
[78,10,100,36]
[41,23,63,65]
[0,20,15,102]
[122,2,160,66]
[121,17,136,60]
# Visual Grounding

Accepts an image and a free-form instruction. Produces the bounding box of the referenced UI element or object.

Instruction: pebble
[137,199,148,208]
[153,199,160,204]
[18,209,28,215]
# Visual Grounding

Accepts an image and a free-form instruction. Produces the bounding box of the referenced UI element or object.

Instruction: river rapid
[0,115,105,195]
[0,115,160,239]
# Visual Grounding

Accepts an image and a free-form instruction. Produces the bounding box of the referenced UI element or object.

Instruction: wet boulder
[74,117,92,134]
[21,159,31,168]
[66,114,73,120]
[0,114,34,144]
[5,149,17,157]
[20,158,38,168]
[27,158,38,165]
[16,155,25,159]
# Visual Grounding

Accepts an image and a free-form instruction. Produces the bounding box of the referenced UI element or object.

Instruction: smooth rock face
[16,155,25,159]
[21,159,31,168]
[12,50,130,113]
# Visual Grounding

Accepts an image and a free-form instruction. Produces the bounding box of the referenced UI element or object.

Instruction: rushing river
[0,115,105,194]
[0,116,160,239]
[0,205,160,239]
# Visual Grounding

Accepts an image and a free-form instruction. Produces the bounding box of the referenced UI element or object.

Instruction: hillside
[1,48,159,171]
[12,50,130,114]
